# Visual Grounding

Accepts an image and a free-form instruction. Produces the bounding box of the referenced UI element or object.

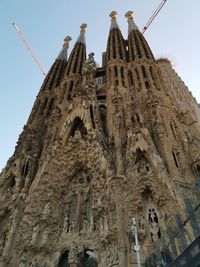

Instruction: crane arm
[12,22,46,76]
[142,0,167,34]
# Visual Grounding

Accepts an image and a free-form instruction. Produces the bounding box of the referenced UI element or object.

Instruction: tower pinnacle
[57,36,72,61]
[125,11,139,34]
[109,11,120,31]
[76,23,87,44]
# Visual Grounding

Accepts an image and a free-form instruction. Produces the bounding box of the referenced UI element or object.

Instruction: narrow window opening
[42,98,48,112]
[68,81,74,101]
[58,251,69,267]
[170,122,177,140]
[172,151,179,169]
[9,175,16,188]
[46,98,54,116]
[128,71,133,86]
[145,81,150,89]
[90,105,95,129]
[142,66,147,78]
[114,66,118,78]
[97,95,106,101]
[22,162,29,177]
[70,117,87,137]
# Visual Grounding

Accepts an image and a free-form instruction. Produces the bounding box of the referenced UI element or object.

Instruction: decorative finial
[110,11,118,19]
[125,10,139,34]
[109,11,119,31]
[80,23,87,32]
[63,36,72,48]
[57,36,72,61]
[125,11,134,19]
[76,23,87,44]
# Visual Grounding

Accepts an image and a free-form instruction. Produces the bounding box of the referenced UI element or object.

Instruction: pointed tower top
[125,11,139,34]
[109,11,120,31]
[76,23,87,44]
[57,36,72,61]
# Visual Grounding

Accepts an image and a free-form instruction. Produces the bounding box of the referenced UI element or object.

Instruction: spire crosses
[57,36,72,61]
[125,11,139,34]
[109,11,120,31]
[76,23,87,44]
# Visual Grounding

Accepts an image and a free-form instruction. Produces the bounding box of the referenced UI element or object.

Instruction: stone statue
[31,224,40,244]
[82,52,96,76]
[41,230,48,245]
[136,157,151,175]
[42,202,52,219]
[63,215,69,232]
[68,242,78,264]
[104,246,118,267]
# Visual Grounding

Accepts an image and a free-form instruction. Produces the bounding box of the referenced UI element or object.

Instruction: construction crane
[142,0,167,34]
[12,22,46,76]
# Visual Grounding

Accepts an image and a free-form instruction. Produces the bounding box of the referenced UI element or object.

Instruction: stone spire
[125,10,154,61]
[125,11,139,34]
[65,23,87,76]
[40,35,72,92]
[57,36,72,61]
[107,11,126,62]
[76,23,87,44]
[109,11,120,31]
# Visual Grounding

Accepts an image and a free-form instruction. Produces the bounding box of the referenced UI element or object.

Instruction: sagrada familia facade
[0,11,200,267]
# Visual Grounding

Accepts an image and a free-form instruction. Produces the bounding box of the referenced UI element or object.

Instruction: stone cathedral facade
[0,11,200,267]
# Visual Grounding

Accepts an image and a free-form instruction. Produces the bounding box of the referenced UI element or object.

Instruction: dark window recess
[58,251,69,267]
[97,95,106,101]
[9,175,16,188]
[145,81,150,89]
[142,66,147,78]
[42,98,48,111]
[99,106,107,137]
[22,162,29,177]
[172,151,179,169]
[170,123,177,140]
[128,71,133,86]
[68,81,74,101]
[46,98,54,115]
[114,66,118,78]
[90,105,95,129]
[70,117,87,137]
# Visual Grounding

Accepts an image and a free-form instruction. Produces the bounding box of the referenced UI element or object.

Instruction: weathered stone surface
[0,12,199,267]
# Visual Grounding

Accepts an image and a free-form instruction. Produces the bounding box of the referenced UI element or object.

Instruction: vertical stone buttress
[106,11,130,267]
[61,24,87,103]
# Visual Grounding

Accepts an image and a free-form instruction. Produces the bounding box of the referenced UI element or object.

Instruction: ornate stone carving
[42,202,52,220]
[68,242,78,264]
[18,255,26,267]
[30,224,40,245]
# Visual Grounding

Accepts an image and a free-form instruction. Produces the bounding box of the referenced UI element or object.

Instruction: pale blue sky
[0,0,200,170]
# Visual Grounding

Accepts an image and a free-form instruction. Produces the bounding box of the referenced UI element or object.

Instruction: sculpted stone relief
[30,224,40,245]
[135,156,152,176]
[103,245,119,267]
